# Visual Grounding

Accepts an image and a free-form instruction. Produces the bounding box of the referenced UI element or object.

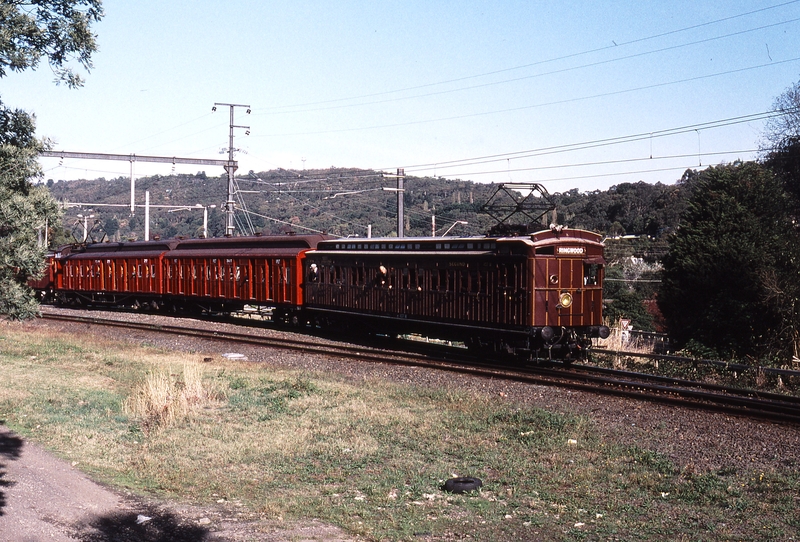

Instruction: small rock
[198,517,212,525]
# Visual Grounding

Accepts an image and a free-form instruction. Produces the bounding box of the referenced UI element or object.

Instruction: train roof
[55,233,333,259]
[312,228,604,257]
[171,233,332,251]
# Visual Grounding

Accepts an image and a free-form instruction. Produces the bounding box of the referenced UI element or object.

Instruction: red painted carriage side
[166,234,331,308]
[528,229,605,328]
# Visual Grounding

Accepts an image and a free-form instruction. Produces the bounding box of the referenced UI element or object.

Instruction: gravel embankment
[36,307,800,474]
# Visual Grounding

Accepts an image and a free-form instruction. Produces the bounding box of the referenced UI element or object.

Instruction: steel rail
[39,311,800,424]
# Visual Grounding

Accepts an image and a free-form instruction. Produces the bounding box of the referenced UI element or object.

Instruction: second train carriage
[42,234,330,316]
[302,228,610,360]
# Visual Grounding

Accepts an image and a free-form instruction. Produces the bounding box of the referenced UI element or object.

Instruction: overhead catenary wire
[394,110,788,173]
[253,16,800,118]
[252,57,800,140]
[253,0,800,114]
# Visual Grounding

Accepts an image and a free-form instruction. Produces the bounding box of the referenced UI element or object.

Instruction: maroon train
[31,228,610,360]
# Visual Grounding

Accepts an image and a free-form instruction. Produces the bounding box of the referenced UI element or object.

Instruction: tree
[761,79,800,360]
[0,1,103,319]
[658,162,794,360]
[762,79,800,152]
[0,140,60,318]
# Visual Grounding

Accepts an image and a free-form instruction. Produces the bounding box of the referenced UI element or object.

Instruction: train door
[105,260,114,291]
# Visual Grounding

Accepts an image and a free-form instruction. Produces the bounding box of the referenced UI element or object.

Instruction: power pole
[214,102,250,236]
[396,168,405,238]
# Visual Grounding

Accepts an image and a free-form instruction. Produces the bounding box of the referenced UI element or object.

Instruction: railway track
[40,309,800,424]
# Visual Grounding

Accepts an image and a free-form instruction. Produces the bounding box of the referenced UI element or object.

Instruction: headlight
[558,292,573,308]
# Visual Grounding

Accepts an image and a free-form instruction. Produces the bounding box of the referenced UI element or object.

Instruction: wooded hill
[45,167,695,245]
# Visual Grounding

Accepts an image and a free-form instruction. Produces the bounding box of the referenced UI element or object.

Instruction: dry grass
[124,362,220,431]
[596,328,654,354]
[2,321,800,541]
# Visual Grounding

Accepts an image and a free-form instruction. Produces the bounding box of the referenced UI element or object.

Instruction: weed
[2,323,800,541]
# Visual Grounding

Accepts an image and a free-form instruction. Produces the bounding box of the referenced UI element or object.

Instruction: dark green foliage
[0,116,61,319]
[0,0,104,88]
[0,0,103,319]
[553,179,693,237]
[658,162,795,359]
[603,266,655,332]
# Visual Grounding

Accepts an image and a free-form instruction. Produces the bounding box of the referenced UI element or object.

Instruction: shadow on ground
[73,504,212,541]
[0,424,25,517]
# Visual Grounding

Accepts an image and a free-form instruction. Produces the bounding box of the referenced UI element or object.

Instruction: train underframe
[302,307,609,362]
[40,289,608,362]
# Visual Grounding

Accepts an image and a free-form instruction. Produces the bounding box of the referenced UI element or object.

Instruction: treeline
[47,168,694,243]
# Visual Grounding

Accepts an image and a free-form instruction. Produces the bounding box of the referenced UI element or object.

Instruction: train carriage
[303,228,609,360]
[49,241,177,307]
[161,234,330,316]
[33,227,609,361]
[41,234,331,316]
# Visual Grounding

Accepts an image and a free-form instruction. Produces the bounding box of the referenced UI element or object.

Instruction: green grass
[1,322,798,541]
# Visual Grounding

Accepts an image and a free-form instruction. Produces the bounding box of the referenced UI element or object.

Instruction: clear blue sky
[5,0,800,193]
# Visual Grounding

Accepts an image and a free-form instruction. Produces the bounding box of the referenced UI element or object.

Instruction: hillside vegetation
[45,167,691,243]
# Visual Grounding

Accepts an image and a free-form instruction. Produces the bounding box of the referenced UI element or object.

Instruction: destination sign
[557,246,586,255]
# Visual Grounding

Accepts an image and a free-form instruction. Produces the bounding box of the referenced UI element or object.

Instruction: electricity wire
[254,0,800,113]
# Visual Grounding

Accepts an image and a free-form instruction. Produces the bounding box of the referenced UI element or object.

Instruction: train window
[409,268,420,290]
[536,247,555,255]
[584,263,599,286]
[470,269,480,294]
[151,264,156,277]
[308,263,319,282]
[137,264,142,278]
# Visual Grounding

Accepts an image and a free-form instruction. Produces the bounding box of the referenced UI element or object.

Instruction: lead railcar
[303,227,610,360]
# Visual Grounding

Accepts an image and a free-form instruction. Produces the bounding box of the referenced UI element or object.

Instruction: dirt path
[0,426,355,541]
